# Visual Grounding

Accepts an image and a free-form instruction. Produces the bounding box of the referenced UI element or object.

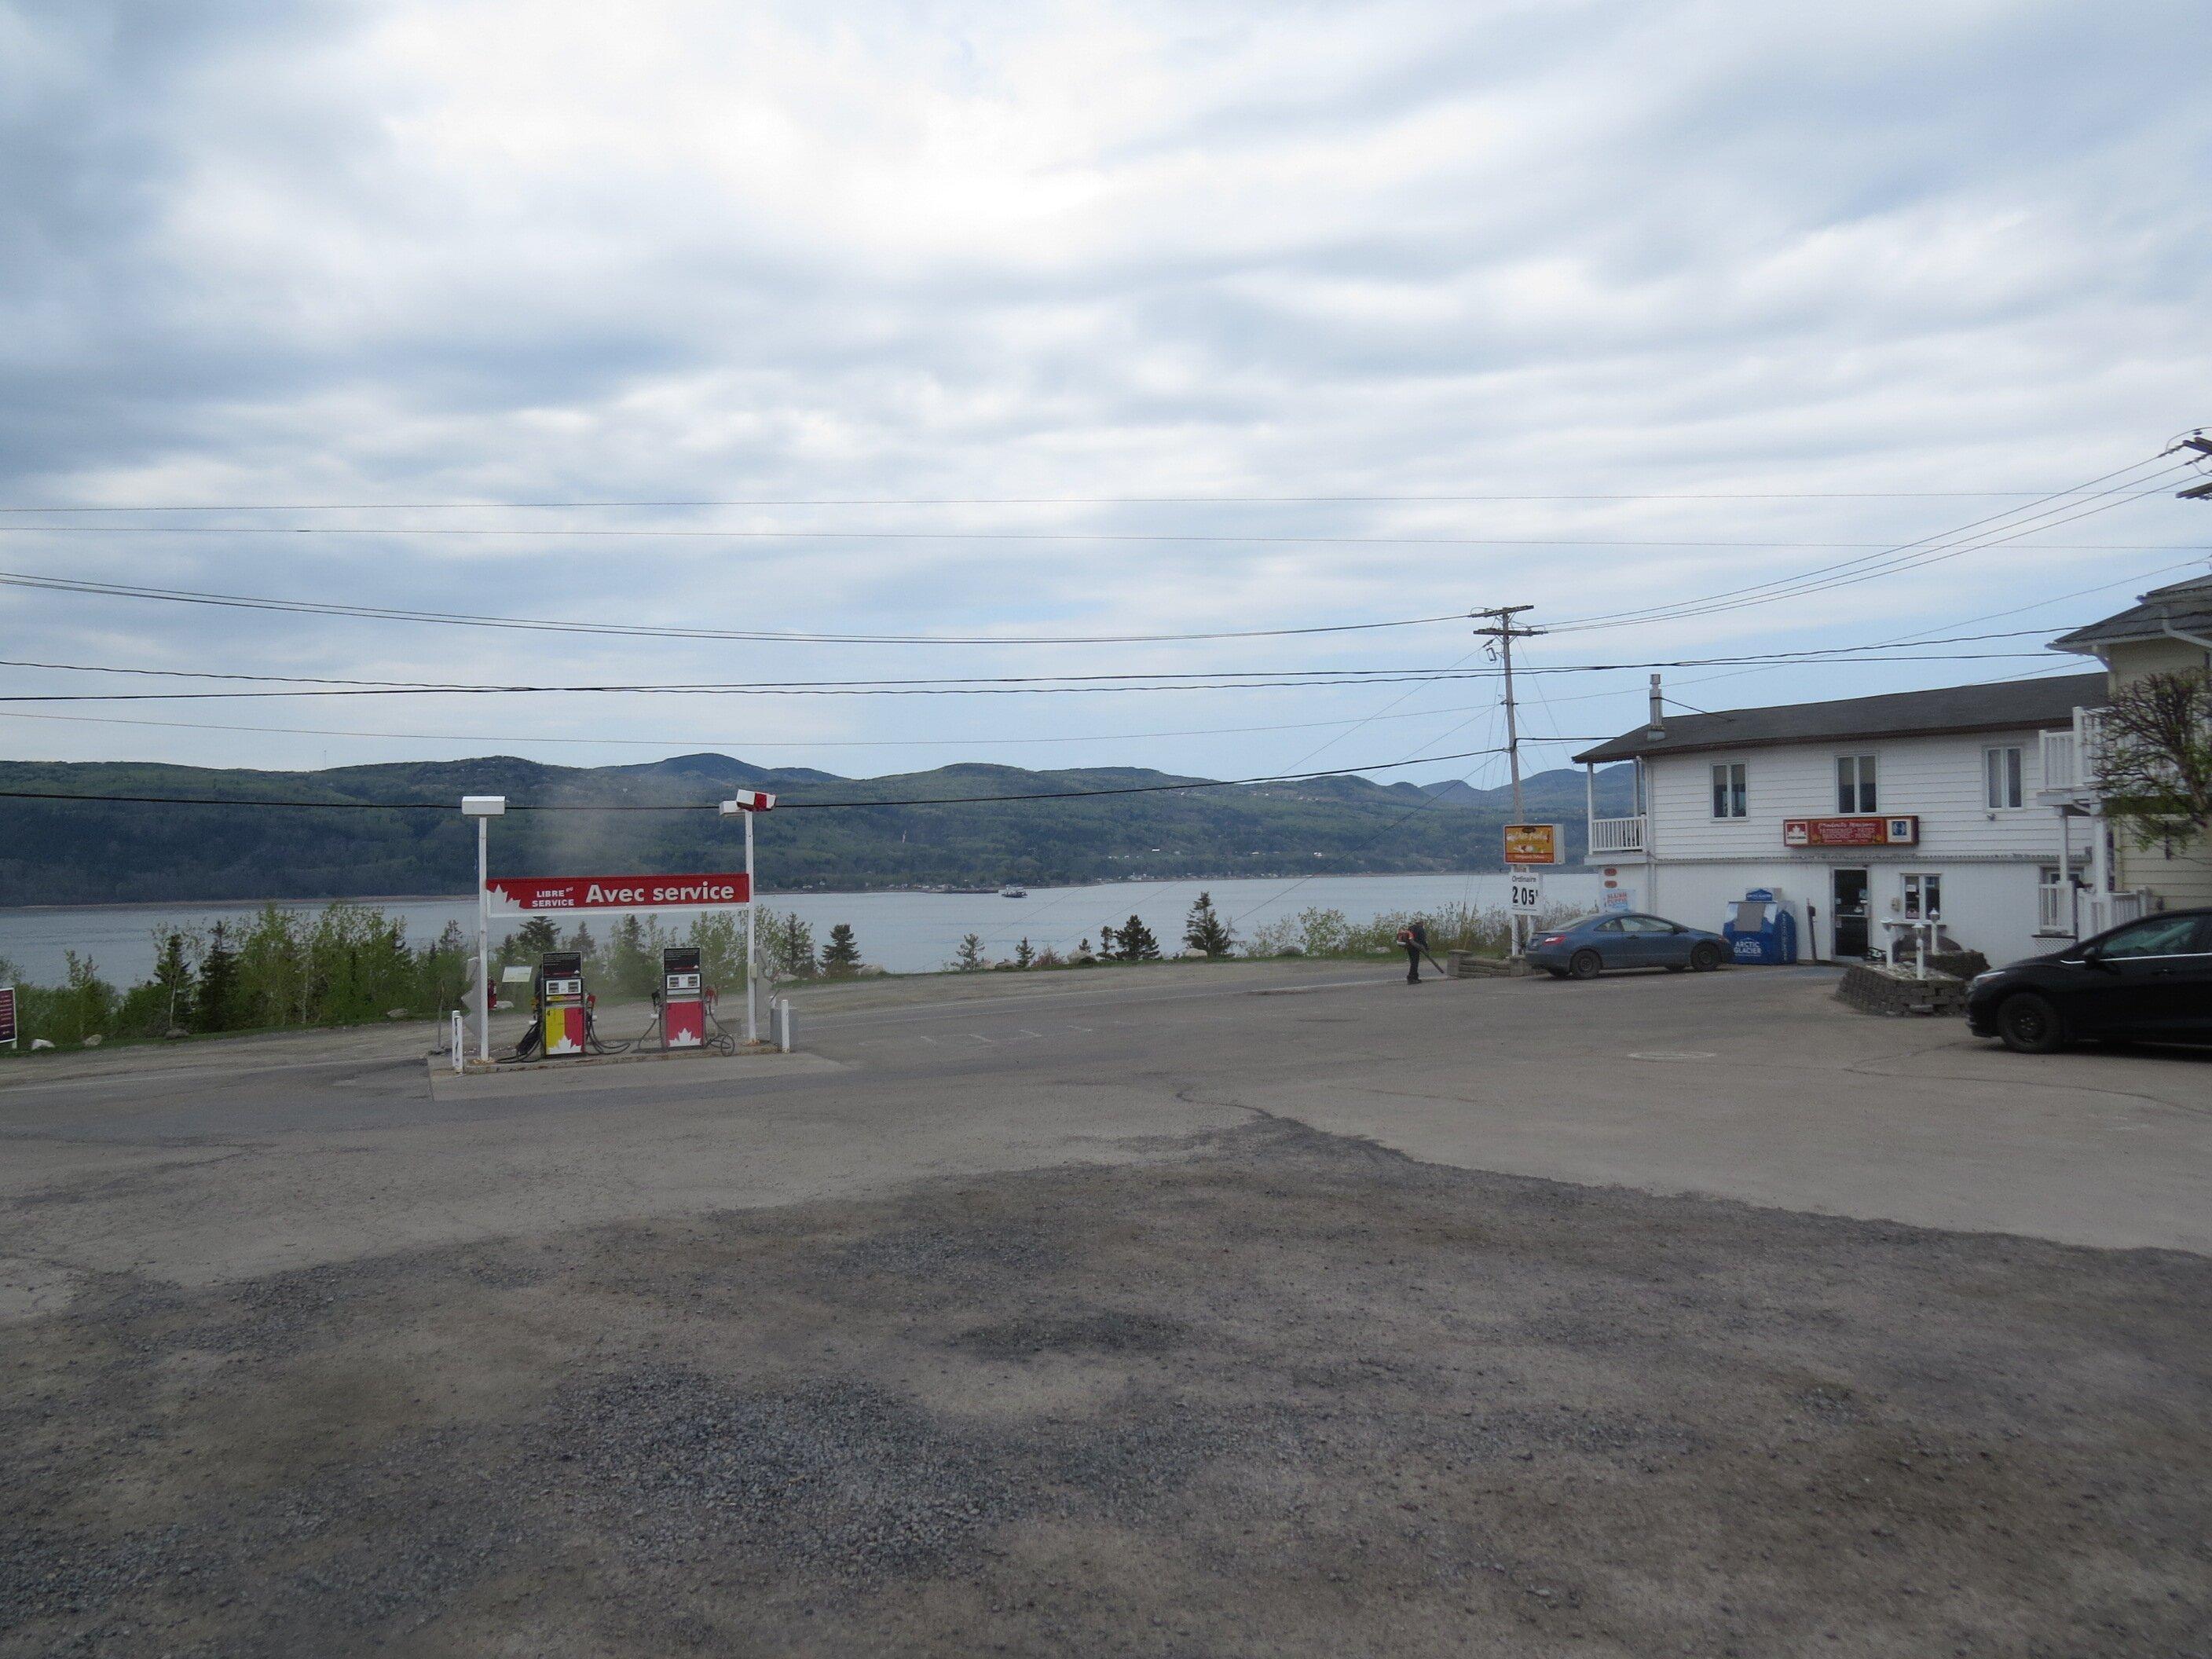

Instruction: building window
[1711,761,1746,819]
[1984,745,2023,809]
[1837,753,1878,814]
[1903,873,1941,921]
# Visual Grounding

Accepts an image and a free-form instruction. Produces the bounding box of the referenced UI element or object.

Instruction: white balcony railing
[2038,706,2108,796]
[1588,815,1646,855]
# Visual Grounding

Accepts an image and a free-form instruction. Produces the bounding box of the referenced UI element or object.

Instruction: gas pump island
[459,789,778,1069]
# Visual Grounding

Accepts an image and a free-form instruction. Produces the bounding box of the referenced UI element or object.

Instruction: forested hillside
[0,754,1634,905]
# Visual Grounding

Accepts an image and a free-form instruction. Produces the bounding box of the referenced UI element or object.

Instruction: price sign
[1510,873,1544,915]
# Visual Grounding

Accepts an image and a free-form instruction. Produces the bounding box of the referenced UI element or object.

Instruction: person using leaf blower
[1397,919,1437,983]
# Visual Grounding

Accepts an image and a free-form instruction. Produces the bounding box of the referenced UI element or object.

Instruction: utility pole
[2177,430,2211,499]
[1472,605,1545,954]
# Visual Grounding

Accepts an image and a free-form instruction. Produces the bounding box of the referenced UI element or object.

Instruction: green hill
[0,754,1635,905]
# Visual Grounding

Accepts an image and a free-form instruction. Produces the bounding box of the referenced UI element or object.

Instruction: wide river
[0,870,1599,986]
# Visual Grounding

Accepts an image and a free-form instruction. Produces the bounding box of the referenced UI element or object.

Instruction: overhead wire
[0,569,1465,646]
[0,524,2192,550]
[0,488,2106,511]
[0,638,2080,705]
[1548,457,2190,633]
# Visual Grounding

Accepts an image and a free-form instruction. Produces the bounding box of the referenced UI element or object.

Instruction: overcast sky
[2,0,2207,789]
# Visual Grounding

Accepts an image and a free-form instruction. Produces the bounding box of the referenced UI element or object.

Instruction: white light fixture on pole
[720,790,777,1044]
[460,796,506,1062]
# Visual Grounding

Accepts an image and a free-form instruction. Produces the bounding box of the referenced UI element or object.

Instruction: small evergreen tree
[196,921,240,1031]
[563,921,596,958]
[820,923,862,976]
[513,917,561,954]
[1100,921,1119,961]
[1119,915,1162,961]
[774,911,818,979]
[1183,892,1233,958]
[152,932,195,1030]
[1015,938,1035,969]
[951,933,987,971]
[606,914,654,998]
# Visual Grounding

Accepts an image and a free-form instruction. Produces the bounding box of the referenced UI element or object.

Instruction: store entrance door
[1832,867,1870,959]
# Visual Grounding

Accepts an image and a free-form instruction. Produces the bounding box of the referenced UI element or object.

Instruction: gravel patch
[2,1119,2207,1657]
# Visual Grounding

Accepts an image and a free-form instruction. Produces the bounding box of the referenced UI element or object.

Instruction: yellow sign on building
[1503,822,1562,866]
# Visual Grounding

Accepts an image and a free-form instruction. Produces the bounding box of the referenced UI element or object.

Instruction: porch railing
[2084,888,2157,936]
[2035,881,2072,935]
[2038,705,2108,796]
[1588,815,1646,855]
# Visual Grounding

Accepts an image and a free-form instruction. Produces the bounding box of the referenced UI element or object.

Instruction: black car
[1965,907,2212,1053]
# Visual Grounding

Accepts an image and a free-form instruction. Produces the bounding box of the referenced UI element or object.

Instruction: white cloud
[0,0,2205,781]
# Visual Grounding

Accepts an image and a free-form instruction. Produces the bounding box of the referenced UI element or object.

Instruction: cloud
[0,0,2206,782]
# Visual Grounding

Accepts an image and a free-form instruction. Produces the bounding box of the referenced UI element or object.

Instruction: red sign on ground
[485,873,753,910]
[1782,815,1919,848]
[0,984,15,1049]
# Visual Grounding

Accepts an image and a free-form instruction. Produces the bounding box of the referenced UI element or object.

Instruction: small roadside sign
[1503,823,1562,865]
[1510,873,1544,915]
[0,985,16,1049]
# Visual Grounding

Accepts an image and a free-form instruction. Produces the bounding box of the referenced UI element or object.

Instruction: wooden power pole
[1473,605,1545,952]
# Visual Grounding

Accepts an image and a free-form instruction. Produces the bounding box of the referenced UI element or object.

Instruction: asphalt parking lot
[2,961,2208,1655]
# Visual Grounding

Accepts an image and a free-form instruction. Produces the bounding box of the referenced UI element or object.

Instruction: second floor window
[1984,745,2023,809]
[1837,753,1878,814]
[1712,761,1747,819]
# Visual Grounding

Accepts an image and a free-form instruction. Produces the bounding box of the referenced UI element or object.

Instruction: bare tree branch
[2093,668,2212,851]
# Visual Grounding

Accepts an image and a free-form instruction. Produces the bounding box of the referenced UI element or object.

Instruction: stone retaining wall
[1837,962,1969,1017]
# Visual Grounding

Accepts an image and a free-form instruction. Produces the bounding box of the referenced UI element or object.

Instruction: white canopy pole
[460,797,506,1064]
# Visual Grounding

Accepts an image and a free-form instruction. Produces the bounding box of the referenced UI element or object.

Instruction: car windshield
[2097,914,2205,958]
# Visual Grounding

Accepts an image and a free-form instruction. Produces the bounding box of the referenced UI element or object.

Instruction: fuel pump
[537,950,588,1058]
[657,947,705,1050]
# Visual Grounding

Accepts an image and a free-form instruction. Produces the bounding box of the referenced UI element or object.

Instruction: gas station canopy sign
[486,872,753,910]
[1503,823,1562,866]
[1782,815,1919,848]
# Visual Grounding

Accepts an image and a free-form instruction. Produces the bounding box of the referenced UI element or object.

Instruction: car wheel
[1689,942,1723,972]
[1569,950,1602,980]
[1996,992,2065,1055]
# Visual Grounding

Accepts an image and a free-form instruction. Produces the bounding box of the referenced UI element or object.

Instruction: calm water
[0,870,1599,986]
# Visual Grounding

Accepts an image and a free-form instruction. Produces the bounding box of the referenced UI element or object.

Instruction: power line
[0,569,1467,646]
[0,648,2064,705]
[0,698,1523,749]
[0,524,2195,550]
[0,489,2122,513]
[1549,456,2190,634]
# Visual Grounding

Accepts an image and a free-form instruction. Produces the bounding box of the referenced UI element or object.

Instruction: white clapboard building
[1569,673,2111,965]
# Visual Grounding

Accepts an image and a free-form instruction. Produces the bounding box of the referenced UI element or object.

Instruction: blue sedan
[1527,913,1728,980]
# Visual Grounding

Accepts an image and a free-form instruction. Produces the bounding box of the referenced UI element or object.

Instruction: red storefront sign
[1782,815,1919,848]
[485,873,753,910]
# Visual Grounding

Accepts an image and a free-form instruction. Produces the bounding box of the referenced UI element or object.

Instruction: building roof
[2048,573,2212,654]
[1572,673,2108,765]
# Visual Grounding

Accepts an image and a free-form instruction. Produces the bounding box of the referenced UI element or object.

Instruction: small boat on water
[999,884,1027,898]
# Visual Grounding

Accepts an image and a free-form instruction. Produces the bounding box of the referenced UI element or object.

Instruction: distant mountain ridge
[1422,764,1635,815]
[0,753,1637,906]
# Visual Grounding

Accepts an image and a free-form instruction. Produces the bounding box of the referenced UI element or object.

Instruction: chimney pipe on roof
[1646,673,1665,742]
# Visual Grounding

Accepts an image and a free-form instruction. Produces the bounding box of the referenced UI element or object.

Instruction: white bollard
[775,997,793,1054]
